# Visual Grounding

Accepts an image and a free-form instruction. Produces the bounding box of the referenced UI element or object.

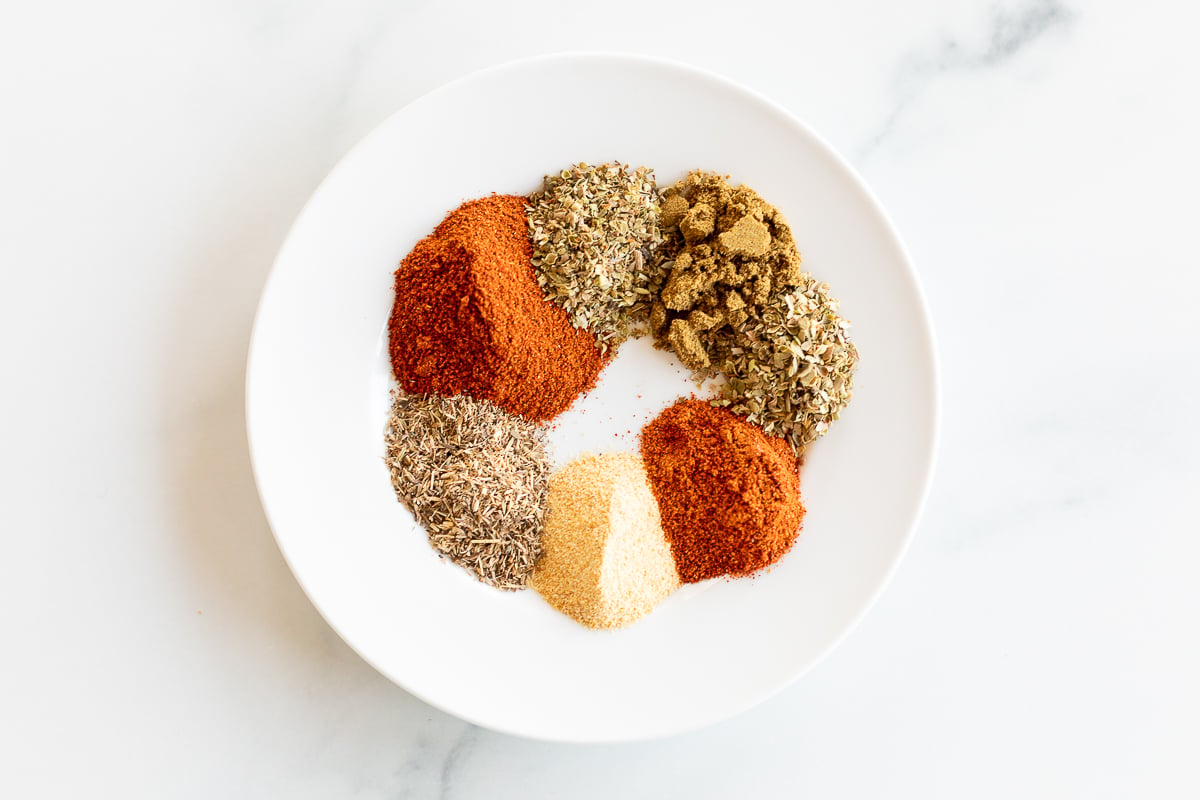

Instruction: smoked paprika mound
[640,399,804,583]
[388,195,603,421]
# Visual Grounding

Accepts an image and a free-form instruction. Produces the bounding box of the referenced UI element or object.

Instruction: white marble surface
[3,0,1198,796]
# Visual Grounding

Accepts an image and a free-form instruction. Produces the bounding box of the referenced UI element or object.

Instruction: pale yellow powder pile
[530,452,679,629]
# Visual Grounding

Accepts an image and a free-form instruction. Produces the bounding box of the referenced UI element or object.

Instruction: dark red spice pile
[387,195,603,421]
[640,399,804,583]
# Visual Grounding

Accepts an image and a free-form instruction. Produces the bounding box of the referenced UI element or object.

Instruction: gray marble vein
[859,0,1075,160]
[436,726,478,800]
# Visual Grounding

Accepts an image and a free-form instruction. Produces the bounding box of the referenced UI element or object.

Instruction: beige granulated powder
[530,452,679,629]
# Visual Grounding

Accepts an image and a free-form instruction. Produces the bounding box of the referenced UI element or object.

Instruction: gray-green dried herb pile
[527,163,663,353]
[711,278,858,448]
[647,170,859,451]
[383,392,550,590]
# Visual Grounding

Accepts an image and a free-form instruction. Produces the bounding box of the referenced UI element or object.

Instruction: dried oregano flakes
[527,163,664,354]
[711,278,859,449]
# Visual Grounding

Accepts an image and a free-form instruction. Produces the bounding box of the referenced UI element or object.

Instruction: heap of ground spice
[388,195,604,422]
[646,170,804,365]
[530,452,679,628]
[639,399,804,583]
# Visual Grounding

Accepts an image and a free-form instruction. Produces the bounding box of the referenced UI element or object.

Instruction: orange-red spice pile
[640,399,805,583]
[388,195,603,422]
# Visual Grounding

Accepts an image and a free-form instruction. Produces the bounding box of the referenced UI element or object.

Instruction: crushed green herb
[527,162,663,353]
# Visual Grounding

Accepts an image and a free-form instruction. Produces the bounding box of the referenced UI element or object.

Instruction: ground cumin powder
[648,170,804,372]
[388,195,604,422]
[640,399,804,583]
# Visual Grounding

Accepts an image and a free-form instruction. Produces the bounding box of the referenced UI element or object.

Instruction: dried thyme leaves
[527,163,664,353]
[383,392,550,590]
[648,170,859,451]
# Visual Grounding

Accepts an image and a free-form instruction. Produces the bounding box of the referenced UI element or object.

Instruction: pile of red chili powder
[388,195,603,421]
[640,399,804,583]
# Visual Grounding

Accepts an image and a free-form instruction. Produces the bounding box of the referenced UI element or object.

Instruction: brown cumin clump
[383,392,550,590]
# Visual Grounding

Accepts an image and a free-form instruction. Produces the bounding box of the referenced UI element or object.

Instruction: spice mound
[528,163,663,354]
[649,171,859,450]
[640,399,804,583]
[384,392,550,590]
[530,453,680,629]
[388,194,604,422]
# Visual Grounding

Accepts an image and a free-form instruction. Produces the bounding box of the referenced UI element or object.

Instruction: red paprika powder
[388,195,603,421]
[640,399,804,583]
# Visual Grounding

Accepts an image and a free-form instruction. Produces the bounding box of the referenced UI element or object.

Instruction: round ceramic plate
[246,54,938,742]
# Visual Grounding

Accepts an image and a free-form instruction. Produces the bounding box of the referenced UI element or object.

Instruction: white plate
[246,54,939,742]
